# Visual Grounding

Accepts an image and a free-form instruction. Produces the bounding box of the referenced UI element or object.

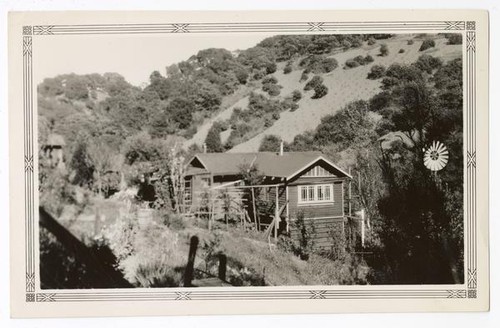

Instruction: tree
[379,43,389,56]
[419,39,436,51]
[259,135,283,152]
[291,90,302,102]
[205,123,224,153]
[314,100,376,150]
[304,75,323,91]
[367,65,386,80]
[312,84,328,99]
[165,97,195,130]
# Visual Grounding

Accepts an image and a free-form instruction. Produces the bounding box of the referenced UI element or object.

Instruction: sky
[35,33,272,87]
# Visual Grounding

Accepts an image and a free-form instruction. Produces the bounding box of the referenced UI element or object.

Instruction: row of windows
[303,166,334,177]
[298,184,333,204]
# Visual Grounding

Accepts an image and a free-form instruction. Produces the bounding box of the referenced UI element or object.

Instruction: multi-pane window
[303,165,334,177]
[184,179,192,205]
[298,184,334,204]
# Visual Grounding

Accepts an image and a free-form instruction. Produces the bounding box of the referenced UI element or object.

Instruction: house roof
[186,152,351,179]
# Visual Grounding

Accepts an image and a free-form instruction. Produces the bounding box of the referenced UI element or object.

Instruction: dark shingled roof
[186,152,350,179]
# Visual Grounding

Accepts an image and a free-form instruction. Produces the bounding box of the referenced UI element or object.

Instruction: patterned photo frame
[14,13,486,313]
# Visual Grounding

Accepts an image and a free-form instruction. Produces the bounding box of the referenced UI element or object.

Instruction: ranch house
[183,147,355,247]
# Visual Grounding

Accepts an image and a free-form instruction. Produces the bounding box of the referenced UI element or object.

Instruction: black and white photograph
[7,9,489,317]
[37,31,465,288]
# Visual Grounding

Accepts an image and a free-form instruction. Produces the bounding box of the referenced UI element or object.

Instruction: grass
[226,35,461,153]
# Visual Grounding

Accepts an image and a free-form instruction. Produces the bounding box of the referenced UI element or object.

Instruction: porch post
[274,185,279,240]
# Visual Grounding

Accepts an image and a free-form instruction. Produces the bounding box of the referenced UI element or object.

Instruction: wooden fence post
[218,254,227,281]
[184,235,199,287]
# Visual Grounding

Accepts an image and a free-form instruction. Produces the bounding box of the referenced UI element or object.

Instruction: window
[184,179,192,205]
[298,184,333,204]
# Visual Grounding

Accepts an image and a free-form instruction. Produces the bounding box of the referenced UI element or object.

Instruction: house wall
[287,179,345,219]
[290,217,345,250]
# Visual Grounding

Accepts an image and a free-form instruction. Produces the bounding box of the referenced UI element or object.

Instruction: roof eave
[285,156,353,180]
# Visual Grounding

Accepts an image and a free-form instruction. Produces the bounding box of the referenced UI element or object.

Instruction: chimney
[202,143,207,153]
[279,141,284,156]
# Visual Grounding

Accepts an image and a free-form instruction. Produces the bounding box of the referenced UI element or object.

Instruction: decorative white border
[21,20,477,303]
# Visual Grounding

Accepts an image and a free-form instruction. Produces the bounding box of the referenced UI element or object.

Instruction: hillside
[184,35,461,153]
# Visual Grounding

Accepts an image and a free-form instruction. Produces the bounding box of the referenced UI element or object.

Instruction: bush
[312,84,328,99]
[235,69,249,84]
[367,37,376,45]
[380,43,389,56]
[398,48,405,54]
[291,90,302,102]
[407,39,414,45]
[446,34,462,45]
[413,54,443,74]
[265,62,277,74]
[300,71,309,82]
[259,134,283,152]
[345,59,360,69]
[283,64,292,74]
[304,75,324,91]
[262,75,278,85]
[364,55,374,63]
[292,211,316,260]
[266,84,282,97]
[290,102,299,111]
[367,64,386,80]
[419,38,436,51]
[299,55,338,74]
[353,55,366,65]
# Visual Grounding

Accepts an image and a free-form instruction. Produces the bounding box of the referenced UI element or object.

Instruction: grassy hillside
[231,36,461,152]
[183,35,461,153]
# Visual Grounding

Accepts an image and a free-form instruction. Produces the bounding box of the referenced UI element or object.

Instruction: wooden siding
[287,181,344,219]
[290,217,345,249]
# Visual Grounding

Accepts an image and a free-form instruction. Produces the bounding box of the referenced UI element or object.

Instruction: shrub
[407,39,415,45]
[413,54,443,74]
[398,48,405,53]
[367,64,386,80]
[446,34,462,45]
[419,38,436,51]
[368,91,392,112]
[380,43,389,56]
[312,84,328,99]
[262,75,278,85]
[205,123,224,152]
[235,69,249,84]
[283,64,292,74]
[367,37,376,45]
[353,55,366,65]
[291,90,302,102]
[341,40,352,50]
[299,55,338,74]
[364,55,374,63]
[266,84,282,97]
[292,211,316,260]
[265,62,277,74]
[345,59,360,69]
[300,71,309,82]
[253,69,265,80]
[304,75,324,91]
[259,134,282,152]
[290,102,299,111]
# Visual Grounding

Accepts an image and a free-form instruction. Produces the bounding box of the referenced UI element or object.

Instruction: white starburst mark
[423,141,449,172]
